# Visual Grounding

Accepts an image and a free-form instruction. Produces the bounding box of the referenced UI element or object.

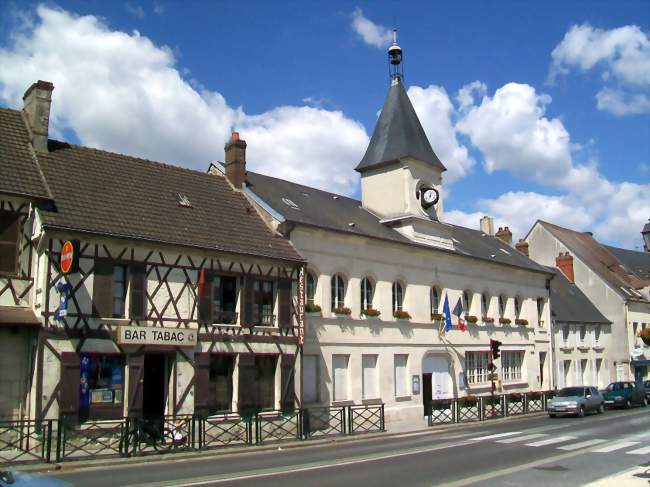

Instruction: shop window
[79,354,125,421]
[212,276,238,324]
[306,272,317,307]
[331,274,346,311]
[431,286,441,314]
[0,211,20,275]
[465,351,489,384]
[392,281,404,313]
[238,355,277,414]
[360,277,374,312]
[209,355,235,413]
[253,280,275,325]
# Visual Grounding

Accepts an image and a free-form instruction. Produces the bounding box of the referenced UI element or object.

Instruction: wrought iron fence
[126,415,194,456]
[457,399,481,422]
[505,394,525,416]
[0,420,51,466]
[255,410,301,444]
[428,400,454,425]
[57,418,127,462]
[197,413,251,449]
[302,406,346,439]
[482,396,505,420]
[348,404,385,434]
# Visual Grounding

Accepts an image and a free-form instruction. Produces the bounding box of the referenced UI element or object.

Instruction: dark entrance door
[143,354,167,418]
[422,373,432,416]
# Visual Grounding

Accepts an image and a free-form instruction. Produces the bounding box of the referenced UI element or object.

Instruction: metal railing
[348,404,385,434]
[0,420,51,465]
[302,406,346,439]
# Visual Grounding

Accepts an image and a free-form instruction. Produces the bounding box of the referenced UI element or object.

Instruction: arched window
[431,286,441,314]
[306,272,317,306]
[481,292,490,316]
[331,274,346,311]
[499,295,506,318]
[392,282,404,313]
[360,277,374,311]
[536,298,544,321]
[514,296,521,317]
[462,290,472,315]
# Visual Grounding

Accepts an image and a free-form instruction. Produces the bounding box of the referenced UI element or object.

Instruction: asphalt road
[46,407,650,487]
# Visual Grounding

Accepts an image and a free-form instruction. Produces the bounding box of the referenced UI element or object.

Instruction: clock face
[420,187,439,209]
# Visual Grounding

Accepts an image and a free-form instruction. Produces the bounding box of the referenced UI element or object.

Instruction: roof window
[282,198,300,210]
[175,193,192,208]
[499,248,510,255]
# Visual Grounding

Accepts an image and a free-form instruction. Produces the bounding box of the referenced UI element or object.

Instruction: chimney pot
[515,239,529,256]
[22,80,54,153]
[556,252,575,283]
[495,226,513,246]
[224,132,247,189]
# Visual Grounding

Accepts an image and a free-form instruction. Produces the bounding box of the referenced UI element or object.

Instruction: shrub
[393,310,411,320]
[305,303,321,313]
[361,308,381,317]
[334,306,351,315]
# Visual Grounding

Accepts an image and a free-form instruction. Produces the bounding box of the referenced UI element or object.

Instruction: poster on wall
[79,354,90,407]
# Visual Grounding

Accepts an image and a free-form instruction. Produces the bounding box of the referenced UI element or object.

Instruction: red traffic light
[490,339,502,360]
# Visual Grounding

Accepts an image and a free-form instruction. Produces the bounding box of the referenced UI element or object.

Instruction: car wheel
[548,414,556,418]
[625,399,632,409]
[578,406,586,417]
[598,404,604,414]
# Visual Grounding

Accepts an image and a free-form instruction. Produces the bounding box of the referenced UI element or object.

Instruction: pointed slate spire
[355,79,446,172]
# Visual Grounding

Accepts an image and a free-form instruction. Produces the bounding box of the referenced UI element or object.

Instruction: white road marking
[526,436,576,447]
[496,433,547,443]
[557,439,607,450]
[626,445,650,455]
[591,441,640,453]
[469,431,522,441]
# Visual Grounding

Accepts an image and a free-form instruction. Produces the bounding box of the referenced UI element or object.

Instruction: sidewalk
[584,465,650,486]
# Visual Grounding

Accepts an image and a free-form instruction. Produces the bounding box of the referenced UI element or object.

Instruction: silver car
[548,386,605,417]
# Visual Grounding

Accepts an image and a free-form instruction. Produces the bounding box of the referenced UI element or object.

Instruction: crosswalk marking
[496,433,547,444]
[591,441,640,453]
[626,446,650,455]
[526,436,576,447]
[557,439,607,451]
[469,432,522,441]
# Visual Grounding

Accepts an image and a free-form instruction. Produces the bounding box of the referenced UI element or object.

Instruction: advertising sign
[298,266,305,345]
[117,325,197,347]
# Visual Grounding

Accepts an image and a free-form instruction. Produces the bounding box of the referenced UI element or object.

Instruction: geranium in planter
[459,395,478,407]
[305,303,322,313]
[431,312,443,321]
[508,392,523,402]
[333,306,351,316]
[515,318,528,326]
[361,308,381,317]
[499,317,512,325]
[431,398,452,410]
[640,328,650,346]
[482,316,495,324]
[393,310,411,320]
[465,315,479,324]
[527,391,541,401]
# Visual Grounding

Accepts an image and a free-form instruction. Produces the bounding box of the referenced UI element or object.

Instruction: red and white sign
[60,240,79,274]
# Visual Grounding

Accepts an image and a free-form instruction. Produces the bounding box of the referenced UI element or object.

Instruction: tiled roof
[604,245,650,281]
[0,108,51,200]
[548,267,611,325]
[243,169,550,274]
[539,221,649,302]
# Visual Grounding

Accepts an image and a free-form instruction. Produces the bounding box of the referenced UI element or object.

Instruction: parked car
[644,380,650,401]
[548,386,604,417]
[602,382,648,409]
[0,470,71,486]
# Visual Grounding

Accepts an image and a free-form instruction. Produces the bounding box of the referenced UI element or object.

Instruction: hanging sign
[298,266,305,345]
[117,325,197,347]
[55,282,73,320]
[412,375,420,395]
[60,240,80,274]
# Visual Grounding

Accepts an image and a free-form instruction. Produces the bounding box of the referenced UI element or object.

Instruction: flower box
[361,308,381,317]
[305,304,322,313]
[640,328,650,346]
[515,319,528,326]
[393,310,411,320]
[431,313,443,321]
[482,316,495,324]
[508,393,523,402]
[431,399,452,410]
[333,306,351,317]
[499,318,512,325]
[458,395,478,407]
[465,315,478,324]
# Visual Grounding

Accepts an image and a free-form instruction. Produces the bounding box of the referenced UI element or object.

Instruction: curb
[14,412,546,474]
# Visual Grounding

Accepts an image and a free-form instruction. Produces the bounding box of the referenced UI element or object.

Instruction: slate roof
[548,267,611,325]
[243,170,550,274]
[604,245,650,281]
[355,80,446,172]
[538,221,649,302]
[0,108,302,263]
[0,108,51,201]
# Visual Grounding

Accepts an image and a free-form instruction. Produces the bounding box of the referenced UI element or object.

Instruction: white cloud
[549,23,650,116]
[0,5,367,196]
[407,84,474,183]
[125,2,145,19]
[351,8,393,48]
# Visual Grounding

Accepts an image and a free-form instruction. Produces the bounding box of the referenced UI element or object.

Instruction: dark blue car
[0,470,71,487]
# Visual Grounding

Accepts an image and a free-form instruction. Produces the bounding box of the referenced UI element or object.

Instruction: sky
[0,0,648,250]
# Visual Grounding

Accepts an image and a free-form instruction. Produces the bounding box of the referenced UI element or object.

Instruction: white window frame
[502,351,523,382]
[465,351,489,385]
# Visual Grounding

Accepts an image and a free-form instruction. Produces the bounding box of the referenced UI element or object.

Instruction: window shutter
[237,354,257,413]
[129,262,147,320]
[280,355,295,412]
[242,277,255,326]
[93,259,113,317]
[194,352,211,417]
[0,211,20,275]
[278,278,292,328]
[127,354,145,417]
[59,352,80,422]
[198,270,213,324]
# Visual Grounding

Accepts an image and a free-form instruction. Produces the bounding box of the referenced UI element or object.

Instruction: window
[561,325,571,347]
[575,359,584,386]
[253,280,275,325]
[0,211,20,275]
[431,286,441,314]
[332,355,349,401]
[465,351,489,384]
[498,295,506,318]
[331,275,346,311]
[579,325,587,345]
[360,277,374,311]
[238,355,277,413]
[112,265,127,318]
[303,355,319,404]
[463,290,471,315]
[306,272,316,306]
[79,354,125,421]
[514,296,521,317]
[481,293,489,316]
[394,355,408,397]
[502,351,524,382]
[362,355,378,399]
[392,281,404,313]
[212,276,238,324]
[563,360,571,387]
[536,298,544,323]
[208,355,235,413]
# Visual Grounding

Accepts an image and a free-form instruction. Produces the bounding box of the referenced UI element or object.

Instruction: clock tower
[356,31,453,250]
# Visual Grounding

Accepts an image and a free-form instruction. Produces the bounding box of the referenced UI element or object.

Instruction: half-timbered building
[0,81,305,425]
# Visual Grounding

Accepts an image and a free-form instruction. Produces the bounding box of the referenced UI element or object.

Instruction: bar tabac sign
[117,326,197,347]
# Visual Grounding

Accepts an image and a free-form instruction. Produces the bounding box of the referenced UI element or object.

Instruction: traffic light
[490,339,502,360]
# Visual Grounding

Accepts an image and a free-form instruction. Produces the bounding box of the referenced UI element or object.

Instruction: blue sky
[0,1,648,249]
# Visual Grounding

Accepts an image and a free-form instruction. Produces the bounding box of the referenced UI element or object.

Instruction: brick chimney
[556,252,574,283]
[224,132,247,189]
[480,216,494,236]
[515,239,529,256]
[22,80,54,153]
[495,226,512,246]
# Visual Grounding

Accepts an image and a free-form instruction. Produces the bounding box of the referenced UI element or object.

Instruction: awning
[0,306,41,329]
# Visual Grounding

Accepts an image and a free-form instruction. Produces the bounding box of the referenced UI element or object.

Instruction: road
[46,407,650,487]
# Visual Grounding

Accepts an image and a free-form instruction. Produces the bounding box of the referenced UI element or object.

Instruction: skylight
[499,248,510,255]
[175,193,192,208]
[282,197,300,210]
